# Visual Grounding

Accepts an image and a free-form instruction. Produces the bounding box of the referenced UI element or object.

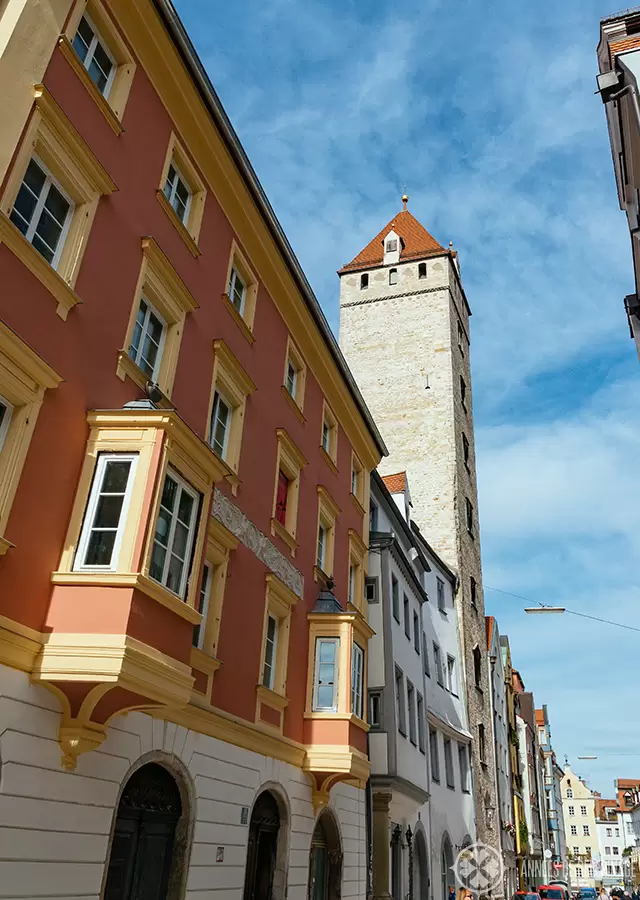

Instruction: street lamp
[524,607,566,614]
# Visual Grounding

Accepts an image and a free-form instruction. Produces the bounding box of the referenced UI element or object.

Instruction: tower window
[462,433,470,468]
[386,239,397,252]
[470,576,477,608]
[418,262,427,279]
[389,268,398,285]
[360,273,369,290]
[466,498,474,536]
[460,376,467,410]
[473,645,482,688]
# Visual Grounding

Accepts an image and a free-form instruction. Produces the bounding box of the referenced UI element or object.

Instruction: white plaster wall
[597,820,627,883]
[0,663,367,900]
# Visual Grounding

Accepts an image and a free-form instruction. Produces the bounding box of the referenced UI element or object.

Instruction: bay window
[149,469,200,599]
[74,453,137,570]
[313,638,339,711]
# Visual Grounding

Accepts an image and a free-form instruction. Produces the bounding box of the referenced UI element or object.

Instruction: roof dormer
[383,229,401,266]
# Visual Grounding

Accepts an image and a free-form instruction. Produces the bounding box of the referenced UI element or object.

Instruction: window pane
[171,520,189,559]
[102,460,132,494]
[89,41,113,93]
[149,542,166,581]
[33,209,63,259]
[319,640,335,663]
[316,685,334,708]
[161,474,178,512]
[154,506,172,549]
[73,16,94,62]
[85,530,116,566]
[177,488,194,525]
[43,182,70,226]
[92,494,126,529]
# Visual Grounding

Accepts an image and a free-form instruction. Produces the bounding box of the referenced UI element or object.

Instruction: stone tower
[338,198,500,857]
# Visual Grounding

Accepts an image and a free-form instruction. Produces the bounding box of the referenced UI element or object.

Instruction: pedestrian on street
[600,888,610,900]
[457,887,474,900]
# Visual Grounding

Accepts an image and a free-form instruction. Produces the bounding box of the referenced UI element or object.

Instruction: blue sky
[174,0,640,796]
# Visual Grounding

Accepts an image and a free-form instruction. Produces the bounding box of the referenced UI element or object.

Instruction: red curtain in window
[276,471,289,526]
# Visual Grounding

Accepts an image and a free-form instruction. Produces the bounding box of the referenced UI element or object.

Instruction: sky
[174,0,640,796]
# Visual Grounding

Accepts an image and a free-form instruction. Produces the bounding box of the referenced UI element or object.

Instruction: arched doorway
[242,790,281,900]
[414,829,429,900]
[441,835,454,900]
[308,810,343,900]
[104,762,182,900]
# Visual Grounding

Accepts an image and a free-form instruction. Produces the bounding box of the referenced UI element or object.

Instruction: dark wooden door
[242,791,280,900]
[104,764,182,900]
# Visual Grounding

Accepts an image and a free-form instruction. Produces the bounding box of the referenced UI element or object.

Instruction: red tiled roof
[381,472,407,494]
[486,616,495,651]
[536,709,545,727]
[338,209,447,273]
[610,35,640,56]
[596,799,621,818]
[617,778,640,787]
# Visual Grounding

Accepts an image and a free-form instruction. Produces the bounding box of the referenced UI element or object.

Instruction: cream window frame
[117,237,198,397]
[0,321,62,552]
[314,485,340,581]
[156,133,206,255]
[70,12,116,99]
[62,0,136,133]
[192,517,238,658]
[282,336,307,417]
[0,84,117,320]
[320,399,338,470]
[257,573,298,701]
[206,339,256,484]
[350,451,365,509]
[270,427,307,556]
[223,240,258,343]
[347,528,367,613]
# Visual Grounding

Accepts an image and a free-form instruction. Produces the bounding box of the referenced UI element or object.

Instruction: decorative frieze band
[339,284,448,308]
[212,489,304,598]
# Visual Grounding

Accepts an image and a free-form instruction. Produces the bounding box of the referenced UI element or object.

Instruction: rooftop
[601,7,640,24]
[338,206,447,274]
[381,471,407,494]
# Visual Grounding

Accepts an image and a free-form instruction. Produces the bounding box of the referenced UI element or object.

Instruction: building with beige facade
[561,764,599,889]
[338,198,500,860]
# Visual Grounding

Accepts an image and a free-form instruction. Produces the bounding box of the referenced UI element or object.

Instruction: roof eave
[152,0,388,459]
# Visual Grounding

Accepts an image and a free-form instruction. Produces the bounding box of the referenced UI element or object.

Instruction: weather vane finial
[402,181,408,211]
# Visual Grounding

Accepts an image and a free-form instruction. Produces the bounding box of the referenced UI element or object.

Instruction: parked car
[578,889,597,900]
[539,886,571,900]
[512,892,541,900]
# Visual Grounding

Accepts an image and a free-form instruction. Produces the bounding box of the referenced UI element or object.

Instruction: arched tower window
[389,268,398,286]
[103,762,186,900]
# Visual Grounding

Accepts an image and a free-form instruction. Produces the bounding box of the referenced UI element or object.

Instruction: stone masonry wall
[339,253,501,863]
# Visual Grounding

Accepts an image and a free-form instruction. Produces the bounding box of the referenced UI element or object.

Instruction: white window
[317,522,327,571]
[583,825,590,836]
[444,738,455,788]
[569,806,575,816]
[437,577,446,611]
[606,828,612,837]
[615,828,620,837]
[615,865,621,875]
[573,846,579,854]
[313,638,339,711]
[369,691,381,728]
[576,868,582,878]
[228,266,246,315]
[581,805,587,816]
[433,643,443,685]
[571,825,577,835]
[209,390,232,459]
[407,680,416,745]
[447,655,457,694]
[149,469,200,599]
[607,865,613,875]
[389,267,398,285]
[321,419,331,453]
[351,643,364,718]
[129,297,166,381]
[163,161,192,224]
[386,239,397,252]
[10,157,73,267]
[72,14,115,97]
[262,614,278,690]
[613,847,619,856]
[0,393,13,453]
[193,561,213,649]
[605,846,611,855]
[74,453,137,570]
[285,359,297,398]
[567,788,573,798]
[588,868,593,878]
[429,728,440,782]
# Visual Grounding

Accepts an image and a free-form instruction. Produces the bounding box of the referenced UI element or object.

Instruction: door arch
[441,834,454,900]
[242,790,281,900]
[104,762,183,900]
[414,829,429,900]
[308,809,343,900]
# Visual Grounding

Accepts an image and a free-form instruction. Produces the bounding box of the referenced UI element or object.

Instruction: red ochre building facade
[0,2,386,898]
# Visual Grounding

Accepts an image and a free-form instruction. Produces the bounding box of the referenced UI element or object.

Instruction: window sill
[313,564,332,584]
[270,517,297,556]
[58,36,123,136]
[256,684,289,710]
[280,384,306,422]
[155,190,201,258]
[350,491,366,518]
[398,728,407,739]
[50,570,202,624]
[221,292,256,345]
[447,783,456,791]
[419,747,426,755]
[115,351,173,406]
[0,213,82,320]
[410,737,417,747]
[320,446,338,475]
[190,647,221,674]
[0,535,15,555]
